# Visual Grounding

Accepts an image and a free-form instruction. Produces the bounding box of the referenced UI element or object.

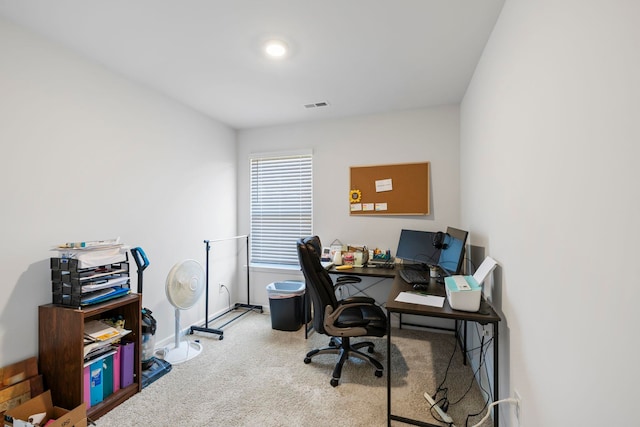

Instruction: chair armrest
[336,275,362,284]
[323,301,374,337]
[340,296,376,305]
[326,299,376,324]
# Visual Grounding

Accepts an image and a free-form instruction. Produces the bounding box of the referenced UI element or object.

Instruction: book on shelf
[83,328,131,360]
[84,320,121,341]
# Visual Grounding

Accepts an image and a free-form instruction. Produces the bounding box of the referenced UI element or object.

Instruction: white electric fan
[164,259,205,365]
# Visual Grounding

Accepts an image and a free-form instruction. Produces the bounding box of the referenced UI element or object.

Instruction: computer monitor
[395,229,440,268]
[437,227,469,276]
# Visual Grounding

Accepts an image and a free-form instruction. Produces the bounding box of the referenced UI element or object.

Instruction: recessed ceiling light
[264,39,288,58]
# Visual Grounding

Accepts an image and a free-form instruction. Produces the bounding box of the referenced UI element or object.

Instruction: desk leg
[494,322,499,427]
[463,320,468,365]
[387,314,392,427]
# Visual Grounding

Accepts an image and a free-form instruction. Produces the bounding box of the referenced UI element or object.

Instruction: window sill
[249,263,301,273]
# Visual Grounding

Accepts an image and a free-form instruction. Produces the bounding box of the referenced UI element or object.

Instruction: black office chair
[296,236,387,387]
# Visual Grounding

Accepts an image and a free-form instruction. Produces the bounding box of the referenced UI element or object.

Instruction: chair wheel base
[375,369,383,378]
[330,378,339,387]
[304,357,312,364]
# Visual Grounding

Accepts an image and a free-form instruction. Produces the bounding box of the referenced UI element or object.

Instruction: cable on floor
[469,397,519,427]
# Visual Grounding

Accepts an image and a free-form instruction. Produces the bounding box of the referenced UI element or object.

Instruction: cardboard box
[3,390,86,427]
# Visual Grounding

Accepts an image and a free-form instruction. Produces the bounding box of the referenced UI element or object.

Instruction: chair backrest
[296,236,339,335]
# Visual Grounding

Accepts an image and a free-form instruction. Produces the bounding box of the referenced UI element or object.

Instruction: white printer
[444,257,497,312]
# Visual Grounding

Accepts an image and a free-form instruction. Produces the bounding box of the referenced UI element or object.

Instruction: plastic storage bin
[266,281,305,331]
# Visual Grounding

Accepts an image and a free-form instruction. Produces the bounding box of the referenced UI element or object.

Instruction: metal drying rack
[189,235,263,340]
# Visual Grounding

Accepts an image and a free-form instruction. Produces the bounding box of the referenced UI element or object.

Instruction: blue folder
[81,287,130,306]
[89,359,103,406]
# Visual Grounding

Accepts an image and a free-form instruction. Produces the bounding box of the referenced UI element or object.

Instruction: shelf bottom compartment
[87,382,140,420]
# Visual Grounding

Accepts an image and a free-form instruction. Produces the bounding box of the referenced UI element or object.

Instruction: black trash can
[266,281,305,331]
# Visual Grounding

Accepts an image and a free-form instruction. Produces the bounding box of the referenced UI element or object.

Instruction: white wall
[461,1,640,426]
[237,106,461,311]
[0,18,238,366]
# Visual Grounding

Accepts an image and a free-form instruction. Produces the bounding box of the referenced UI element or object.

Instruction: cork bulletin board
[349,162,430,215]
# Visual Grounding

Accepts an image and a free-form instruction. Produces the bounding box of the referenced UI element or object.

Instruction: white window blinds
[250,153,313,266]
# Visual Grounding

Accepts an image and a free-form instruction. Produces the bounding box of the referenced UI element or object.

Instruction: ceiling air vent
[304,101,330,109]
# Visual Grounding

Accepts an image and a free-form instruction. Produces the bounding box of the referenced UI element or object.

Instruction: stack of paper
[84,320,131,361]
[53,238,128,269]
[85,320,121,342]
[395,291,445,308]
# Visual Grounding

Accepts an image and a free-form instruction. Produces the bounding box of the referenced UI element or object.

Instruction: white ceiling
[0,0,504,130]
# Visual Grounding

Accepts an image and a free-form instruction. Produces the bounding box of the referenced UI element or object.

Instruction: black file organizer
[50,256,130,307]
[189,235,263,340]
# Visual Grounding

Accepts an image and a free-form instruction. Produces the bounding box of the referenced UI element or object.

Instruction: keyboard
[398,269,430,284]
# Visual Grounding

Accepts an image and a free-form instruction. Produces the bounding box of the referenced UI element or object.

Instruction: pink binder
[113,344,121,392]
[83,365,91,409]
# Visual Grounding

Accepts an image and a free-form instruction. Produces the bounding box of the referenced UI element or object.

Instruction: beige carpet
[96,311,492,426]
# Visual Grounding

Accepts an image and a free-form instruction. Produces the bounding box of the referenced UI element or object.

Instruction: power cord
[220,284,231,310]
[463,336,493,426]
[463,323,497,426]
[425,335,458,424]
[433,328,492,412]
[428,322,498,427]
[450,335,487,407]
[469,397,519,427]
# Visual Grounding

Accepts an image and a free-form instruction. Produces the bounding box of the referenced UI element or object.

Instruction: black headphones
[432,231,450,250]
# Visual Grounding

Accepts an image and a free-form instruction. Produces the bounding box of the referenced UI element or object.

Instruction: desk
[327,265,396,279]
[327,265,396,304]
[386,275,501,427]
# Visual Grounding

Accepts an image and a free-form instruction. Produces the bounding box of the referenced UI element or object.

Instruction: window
[250,152,312,266]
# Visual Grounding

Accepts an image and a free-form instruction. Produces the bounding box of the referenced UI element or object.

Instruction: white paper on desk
[473,256,498,285]
[395,291,445,308]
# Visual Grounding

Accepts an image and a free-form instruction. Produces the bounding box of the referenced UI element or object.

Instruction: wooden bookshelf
[38,294,141,420]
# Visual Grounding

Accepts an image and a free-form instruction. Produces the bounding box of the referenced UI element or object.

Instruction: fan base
[163,340,203,365]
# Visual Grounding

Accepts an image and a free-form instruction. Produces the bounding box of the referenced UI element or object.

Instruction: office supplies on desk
[366,261,394,269]
[367,256,394,268]
[321,247,332,262]
[320,261,334,270]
